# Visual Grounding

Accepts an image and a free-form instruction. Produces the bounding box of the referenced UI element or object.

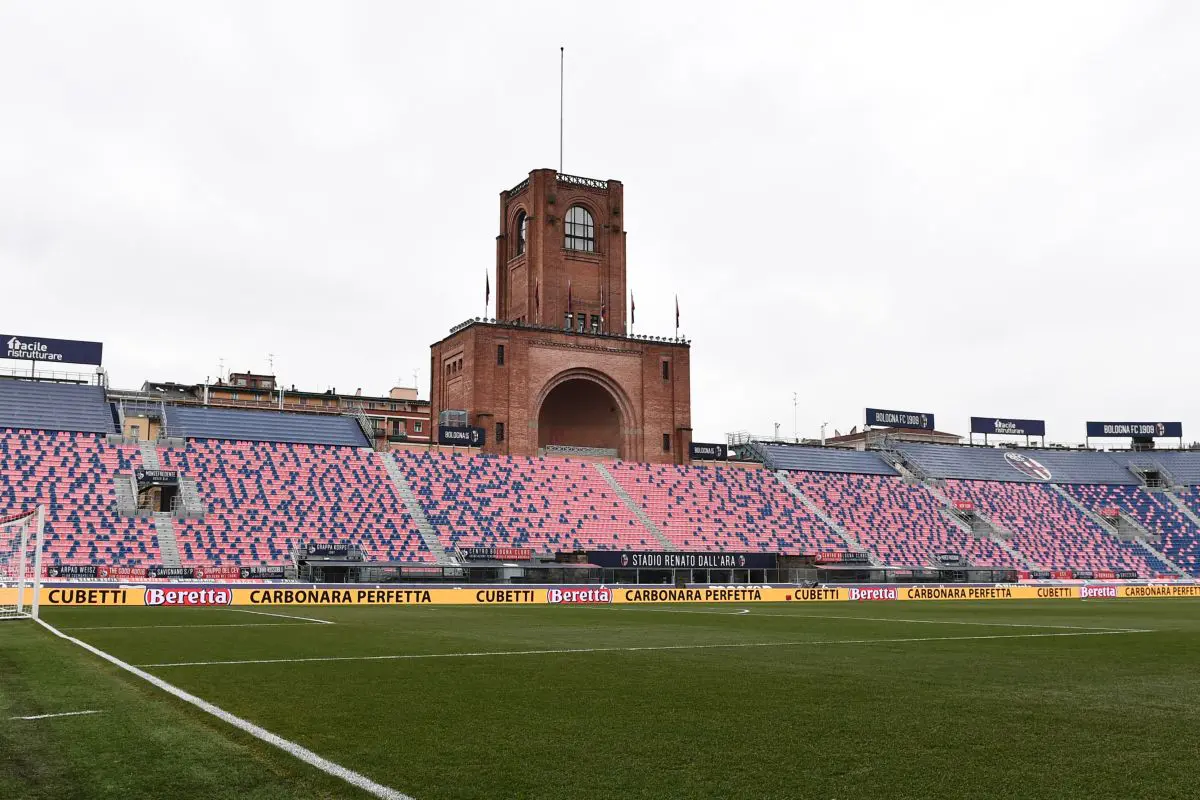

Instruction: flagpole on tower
[559,46,564,174]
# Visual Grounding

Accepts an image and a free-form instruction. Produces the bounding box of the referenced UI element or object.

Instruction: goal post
[0,506,45,621]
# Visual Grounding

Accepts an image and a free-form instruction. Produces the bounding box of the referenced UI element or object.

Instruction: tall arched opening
[537,374,628,457]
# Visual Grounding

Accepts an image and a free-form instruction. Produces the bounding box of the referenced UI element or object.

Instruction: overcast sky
[2,2,1198,444]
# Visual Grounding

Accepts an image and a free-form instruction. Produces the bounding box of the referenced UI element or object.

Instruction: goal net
[0,507,45,621]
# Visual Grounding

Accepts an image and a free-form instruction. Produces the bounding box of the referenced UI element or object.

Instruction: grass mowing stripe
[136,628,1155,668]
[34,618,416,800]
[601,606,1138,630]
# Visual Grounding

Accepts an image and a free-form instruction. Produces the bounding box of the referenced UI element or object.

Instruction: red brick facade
[429,170,692,463]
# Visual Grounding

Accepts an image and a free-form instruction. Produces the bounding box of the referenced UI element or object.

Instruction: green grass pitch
[2,599,1199,799]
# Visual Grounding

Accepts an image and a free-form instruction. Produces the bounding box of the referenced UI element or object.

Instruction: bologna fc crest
[1004,452,1052,481]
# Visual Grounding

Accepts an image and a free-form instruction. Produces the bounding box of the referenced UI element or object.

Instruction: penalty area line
[10,709,105,721]
[136,628,1155,669]
[35,619,414,800]
[227,608,336,625]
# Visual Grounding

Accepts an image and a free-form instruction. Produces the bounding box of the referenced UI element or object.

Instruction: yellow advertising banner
[2,583,1196,607]
[1119,584,1200,598]
[897,585,1079,601]
[612,587,822,603]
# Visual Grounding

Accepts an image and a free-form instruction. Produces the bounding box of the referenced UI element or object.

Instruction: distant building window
[496,422,505,442]
[414,421,423,433]
[662,433,671,452]
[564,312,573,330]
[662,360,670,380]
[589,314,600,334]
[576,315,586,334]
[497,344,505,366]
[230,392,239,401]
[515,211,527,256]
[565,206,595,252]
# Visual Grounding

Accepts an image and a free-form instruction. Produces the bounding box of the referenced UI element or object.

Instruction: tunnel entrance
[537,378,623,456]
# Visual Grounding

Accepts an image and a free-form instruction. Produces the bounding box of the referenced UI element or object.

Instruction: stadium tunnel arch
[535,367,637,458]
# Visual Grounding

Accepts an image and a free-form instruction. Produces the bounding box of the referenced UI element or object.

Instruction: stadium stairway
[773,471,875,561]
[593,462,676,551]
[791,471,1016,568]
[153,513,182,567]
[138,440,162,471]
[113,473,138,517]
[379,451,449,563]
[607,461,843,554]
[918,479,1035,569]
[943,480,1158,573]
[1163,491,1200,573]
[1165,490,1200,531]
[1050,484,1188,577]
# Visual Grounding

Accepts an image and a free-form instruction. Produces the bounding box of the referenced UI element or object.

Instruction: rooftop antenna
[793,392,798,442]
[217,357,225,381]
[559,46,564,173]
[267,353,276,374]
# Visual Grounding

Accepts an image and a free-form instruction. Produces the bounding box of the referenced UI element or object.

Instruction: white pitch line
[10,710,105,721]
[36,619,414,800]
[599,606,1134,631]
[136,629,1154,669]
[228,608,336,625]
[63,623,314,628]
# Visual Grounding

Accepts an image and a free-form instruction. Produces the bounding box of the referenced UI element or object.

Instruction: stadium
[5,6,1200,799]
[3,168,1200,800]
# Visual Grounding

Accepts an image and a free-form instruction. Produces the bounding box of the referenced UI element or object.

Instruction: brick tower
[429,169,691,463]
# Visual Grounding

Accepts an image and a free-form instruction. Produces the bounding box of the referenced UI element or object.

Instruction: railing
[556,173,607,190]
[446,317,690,345]
[541,444,618,458]
[0,366,100,384]
[508,177,530,196]
[347,405,379,445]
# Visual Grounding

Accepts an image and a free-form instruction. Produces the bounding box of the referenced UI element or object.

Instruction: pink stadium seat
[608,462,843,554]
[395,450,660,552]
[1065,484,1193,575]
[789,472,1014,567]
[942,480,1157,573]
[0,429,159,567]
[160,441,431,566]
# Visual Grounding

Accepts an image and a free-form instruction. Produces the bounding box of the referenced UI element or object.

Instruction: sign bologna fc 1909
[865,408,934,431]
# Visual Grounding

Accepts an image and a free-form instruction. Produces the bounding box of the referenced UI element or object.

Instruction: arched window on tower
[564,205,595,252]
[515,211,527,256]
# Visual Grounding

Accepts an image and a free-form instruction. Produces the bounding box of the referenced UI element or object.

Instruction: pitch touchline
[36,620,414,800]
[136,629,1154,669]
[597,606,1134,631]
